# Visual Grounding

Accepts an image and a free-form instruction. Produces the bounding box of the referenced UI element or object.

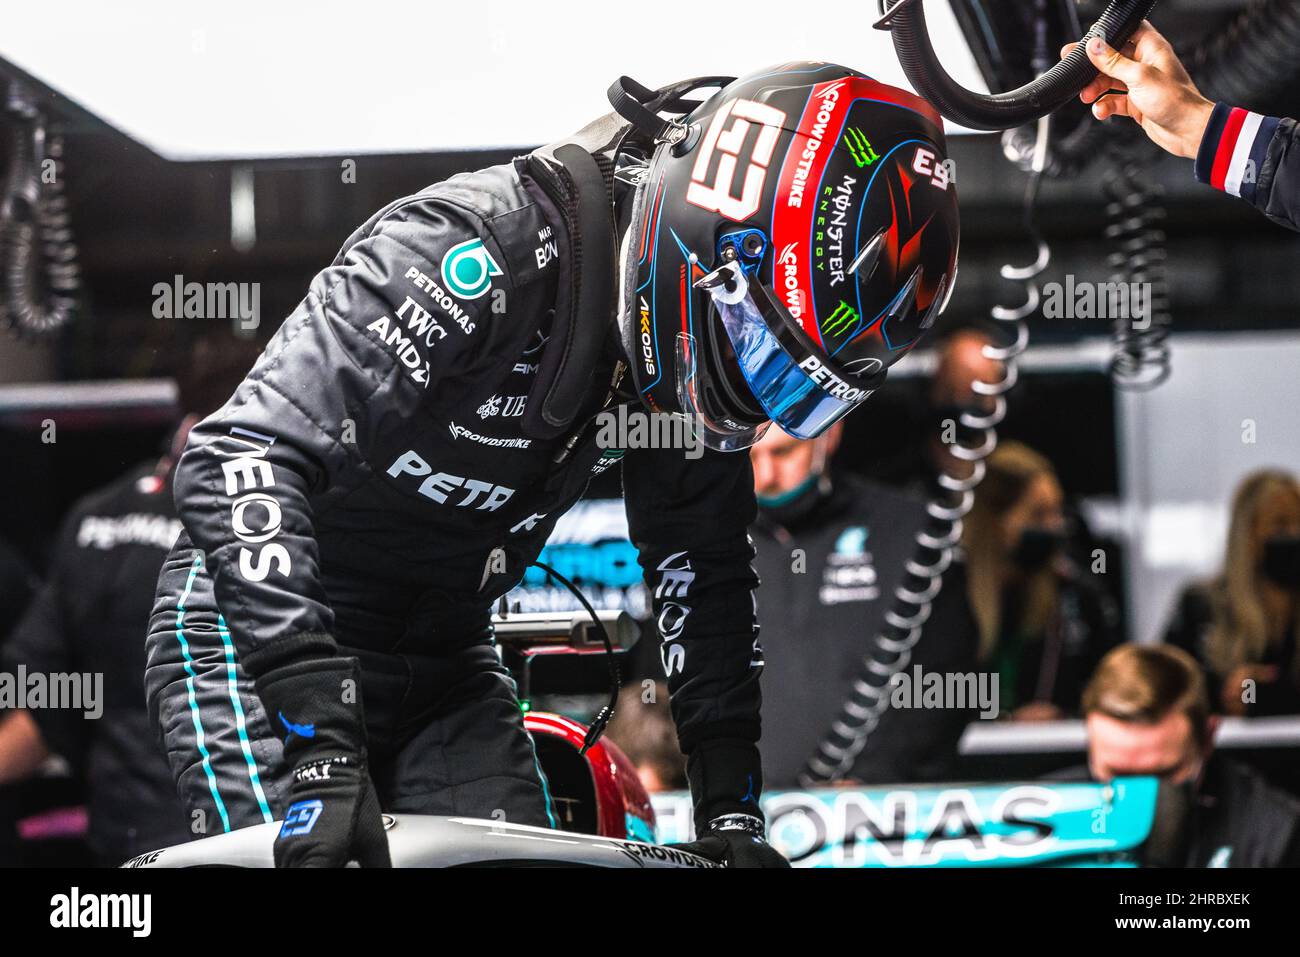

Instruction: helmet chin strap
[607,75,737,141]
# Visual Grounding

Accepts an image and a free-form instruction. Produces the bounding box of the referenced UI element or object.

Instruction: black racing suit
[3,461,191,864]
[145,158,762,838]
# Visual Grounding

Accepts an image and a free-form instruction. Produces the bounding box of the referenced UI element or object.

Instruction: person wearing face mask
[963,442,1121,721]
[1162,470,1300,717]
[1080,643,1300,868]
[749,424,980,788]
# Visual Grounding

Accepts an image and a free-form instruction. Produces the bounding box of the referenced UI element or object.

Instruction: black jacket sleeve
[1195,102,1300,232]
[622,443,762,754]
[148,196,508,680]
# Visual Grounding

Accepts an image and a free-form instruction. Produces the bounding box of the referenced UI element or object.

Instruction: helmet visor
[674,330,771,452]
[679,263,876,447]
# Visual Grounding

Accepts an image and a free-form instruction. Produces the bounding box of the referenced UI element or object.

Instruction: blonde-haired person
[964,442,1121,720]
[1162,469,1300,717]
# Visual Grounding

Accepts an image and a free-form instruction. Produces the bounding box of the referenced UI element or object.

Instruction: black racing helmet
[612,62,960,451]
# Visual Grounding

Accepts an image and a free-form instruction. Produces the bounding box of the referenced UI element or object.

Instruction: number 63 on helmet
[614,62,960,451]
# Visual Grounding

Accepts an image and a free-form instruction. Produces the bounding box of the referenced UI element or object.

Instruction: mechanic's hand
[671,814,790,868]
[1061,21,1215,159]
[258,657,391,868]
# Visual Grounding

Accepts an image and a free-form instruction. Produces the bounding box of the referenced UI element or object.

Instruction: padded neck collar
[517,115,626,440]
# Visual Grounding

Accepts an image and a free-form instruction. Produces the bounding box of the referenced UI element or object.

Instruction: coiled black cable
[1,84,80,339]
[1104,141,1173,390]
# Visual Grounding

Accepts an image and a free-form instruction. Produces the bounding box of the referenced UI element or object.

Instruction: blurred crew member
[1067,21,1300,232]
[964,442,1120,720]
[0,333,261,865]
[1163,469,1300,716]
[871,323,1001,495]
[750,424,979,787]
[1083,644,1300,867]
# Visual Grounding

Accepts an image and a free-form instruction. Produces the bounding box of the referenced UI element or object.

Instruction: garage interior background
[1,0,1298,655]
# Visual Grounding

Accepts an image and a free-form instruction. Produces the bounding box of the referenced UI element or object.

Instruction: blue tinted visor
[681,263,876,444]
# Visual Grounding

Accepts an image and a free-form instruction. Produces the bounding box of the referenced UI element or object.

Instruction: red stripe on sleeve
[1211,107,1247,191]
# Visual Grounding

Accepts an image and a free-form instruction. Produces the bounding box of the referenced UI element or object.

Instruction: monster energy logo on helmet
[441,238,503,301]
[821,300,859,337]
[843,128,879,169]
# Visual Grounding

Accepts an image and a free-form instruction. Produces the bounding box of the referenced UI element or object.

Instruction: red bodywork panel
[524,711,656,840]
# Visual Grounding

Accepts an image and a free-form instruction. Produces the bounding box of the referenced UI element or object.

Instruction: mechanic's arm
[1066,22,1300,232]
[624,441,786,866]
[150,199,502,866]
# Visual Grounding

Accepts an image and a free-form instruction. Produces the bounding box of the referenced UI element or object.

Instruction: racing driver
[145,62,960,868]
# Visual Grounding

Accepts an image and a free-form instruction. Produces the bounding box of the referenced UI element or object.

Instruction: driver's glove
[671,738,789,868]
[672,812,789,868]
[257,657,391,868]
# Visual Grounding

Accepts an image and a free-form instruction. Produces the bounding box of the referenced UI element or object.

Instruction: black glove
[671,737,789,868]
[257,657,391,868]
[672,813,790,868]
